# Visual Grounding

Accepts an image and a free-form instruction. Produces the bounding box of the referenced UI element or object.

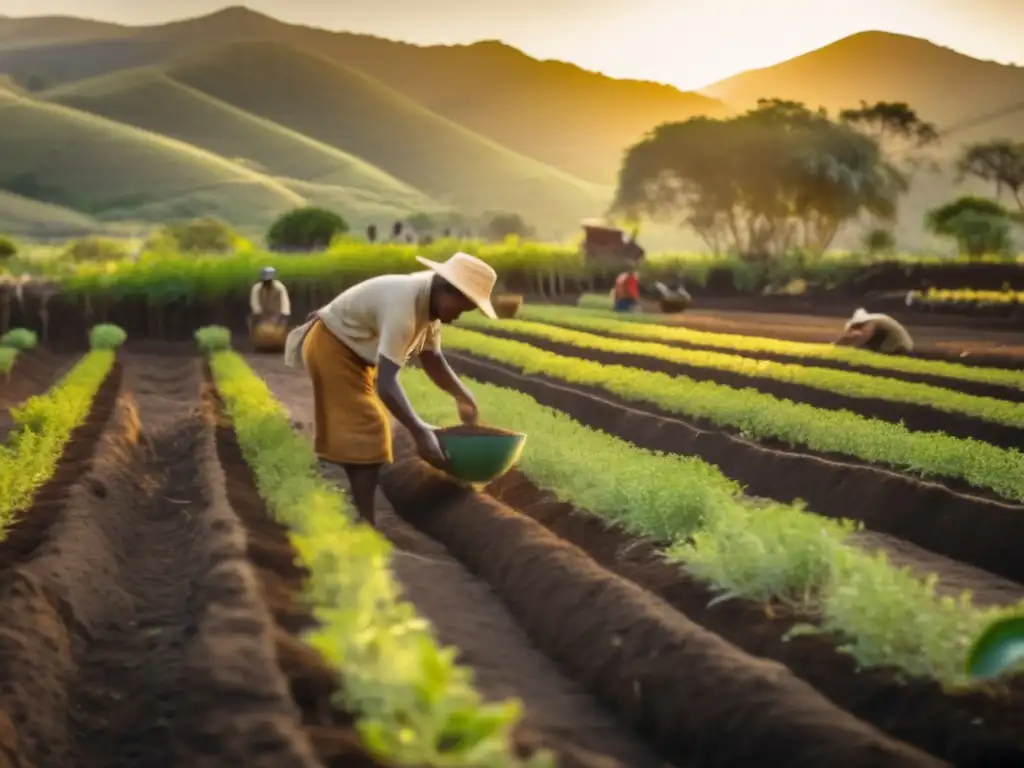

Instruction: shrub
[0,348,16,376]
[862,227,896,256]
[89,324,127,350]
[164,217,239,254]
[0,328,38,350]
[0,235,17,260]
[267,206,348,252]
[64,237,130,262]
[194,325,232,352]
[926,196,1014,257]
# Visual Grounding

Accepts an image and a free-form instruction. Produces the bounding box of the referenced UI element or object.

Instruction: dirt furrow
[486,471,1024,767]
[0,354,323,767]
[244,353,670,767]
[446,351,1024,593]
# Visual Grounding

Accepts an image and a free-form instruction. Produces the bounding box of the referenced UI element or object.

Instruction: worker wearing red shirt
[613,269,640,312]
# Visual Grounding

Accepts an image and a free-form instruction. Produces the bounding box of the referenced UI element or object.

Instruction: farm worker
[283,251,496,526]
[836,308,914,354]
[250,267,291,330]
[612,269,640,312]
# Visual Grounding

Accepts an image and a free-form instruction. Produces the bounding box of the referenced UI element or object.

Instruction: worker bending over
[612,269,641,312]
[250,267,291,330]
[283,252,496,526]
[836,308,914,354]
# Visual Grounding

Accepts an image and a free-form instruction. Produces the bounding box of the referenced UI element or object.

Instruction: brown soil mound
[489,470,1024,767]
[380,432,943,768]
[0,353,383,767]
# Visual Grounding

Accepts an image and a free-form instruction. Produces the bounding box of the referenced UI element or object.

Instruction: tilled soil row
[0,353,381,767]
[0,349,79,440]
[447,352,1024,592]
[566,325,1024,403]
[486,471,1024,767]
[379,434,943,768]
[481,328,1024,451]
[242,354,671,767]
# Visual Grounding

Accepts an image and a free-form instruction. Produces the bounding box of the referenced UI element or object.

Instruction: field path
[244,353,669,767]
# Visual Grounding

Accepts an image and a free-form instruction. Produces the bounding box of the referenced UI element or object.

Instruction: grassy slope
[0,8,729,184]
[0,87,305,227]
[42,68,440,223]
[162,41,610,234]
[0,190,108,237]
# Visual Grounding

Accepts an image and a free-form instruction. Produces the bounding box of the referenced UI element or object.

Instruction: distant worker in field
[249,267,291,331]
[611,268,641,312]
[283,252,497,526]
[836,308,914,354]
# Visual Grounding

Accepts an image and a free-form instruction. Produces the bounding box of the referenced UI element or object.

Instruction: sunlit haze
[3,0,1022,90]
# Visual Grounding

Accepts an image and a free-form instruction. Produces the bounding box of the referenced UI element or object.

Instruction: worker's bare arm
[377,357,448,466]
[376,357,429,434]
[417,350,472,401]
[418,350,479,423]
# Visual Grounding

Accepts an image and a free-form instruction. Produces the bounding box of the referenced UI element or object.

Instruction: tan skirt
[301,320,392,464]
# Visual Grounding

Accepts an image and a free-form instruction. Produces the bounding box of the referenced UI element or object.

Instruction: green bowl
[966,615,1024,680]
[436,426,527,484]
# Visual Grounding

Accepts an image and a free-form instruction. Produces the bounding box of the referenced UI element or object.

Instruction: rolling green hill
[41,67,439,221]
[0,7,728,183]
[160,41,610,232]
[0,86,306,227]
[0,190,113,238]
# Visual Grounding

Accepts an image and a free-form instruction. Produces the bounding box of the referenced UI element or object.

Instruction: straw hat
[416,252,497,319]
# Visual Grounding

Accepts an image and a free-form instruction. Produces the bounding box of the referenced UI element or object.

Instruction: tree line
[613,98,1024,258]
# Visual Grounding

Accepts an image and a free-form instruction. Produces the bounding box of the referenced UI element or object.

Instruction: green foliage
[162,216,240,254]
[956,141,1024,213]
[443,324,1024,501]
[267,206,349,251]
[88,324,127,350]
[0,349,115,522]
[520,304,1024,392]
[64,236,131,262]
[483,212,532,241]
[207,350,543,767]
[194,325,232,352]
[862,227,896,256]
[0,235,17,260]
[0,347,16,376]
[615,99,907,257]
[461,314,1024,428]
[926,196,1013,257]
[0,328,38,350]
[403,369,1019,685]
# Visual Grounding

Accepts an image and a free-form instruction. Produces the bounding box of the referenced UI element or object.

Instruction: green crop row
[0,328,38,377]
[441,327,1024,502]
[206,348,542,767]
[0,336,121,525]
[49,241,581,303]
[518,305,1024,392]
[459,315,1024,428]
[403,368,1020,686]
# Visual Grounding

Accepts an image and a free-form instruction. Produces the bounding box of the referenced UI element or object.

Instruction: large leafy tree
[614,99,907,257]
[956,140,1024,214]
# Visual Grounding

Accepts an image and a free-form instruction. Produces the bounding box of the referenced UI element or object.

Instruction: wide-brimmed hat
[416,252,497,319]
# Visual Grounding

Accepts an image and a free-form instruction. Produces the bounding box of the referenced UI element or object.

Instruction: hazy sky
[2,0,1022,89]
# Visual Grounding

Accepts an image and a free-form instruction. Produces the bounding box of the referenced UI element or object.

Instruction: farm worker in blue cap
[283,252,497,526]
[836,308,914,354]
[249,266,291,331]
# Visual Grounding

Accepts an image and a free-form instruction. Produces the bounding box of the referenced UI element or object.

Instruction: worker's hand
[413,425,448,468]
[455,393,479,425]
